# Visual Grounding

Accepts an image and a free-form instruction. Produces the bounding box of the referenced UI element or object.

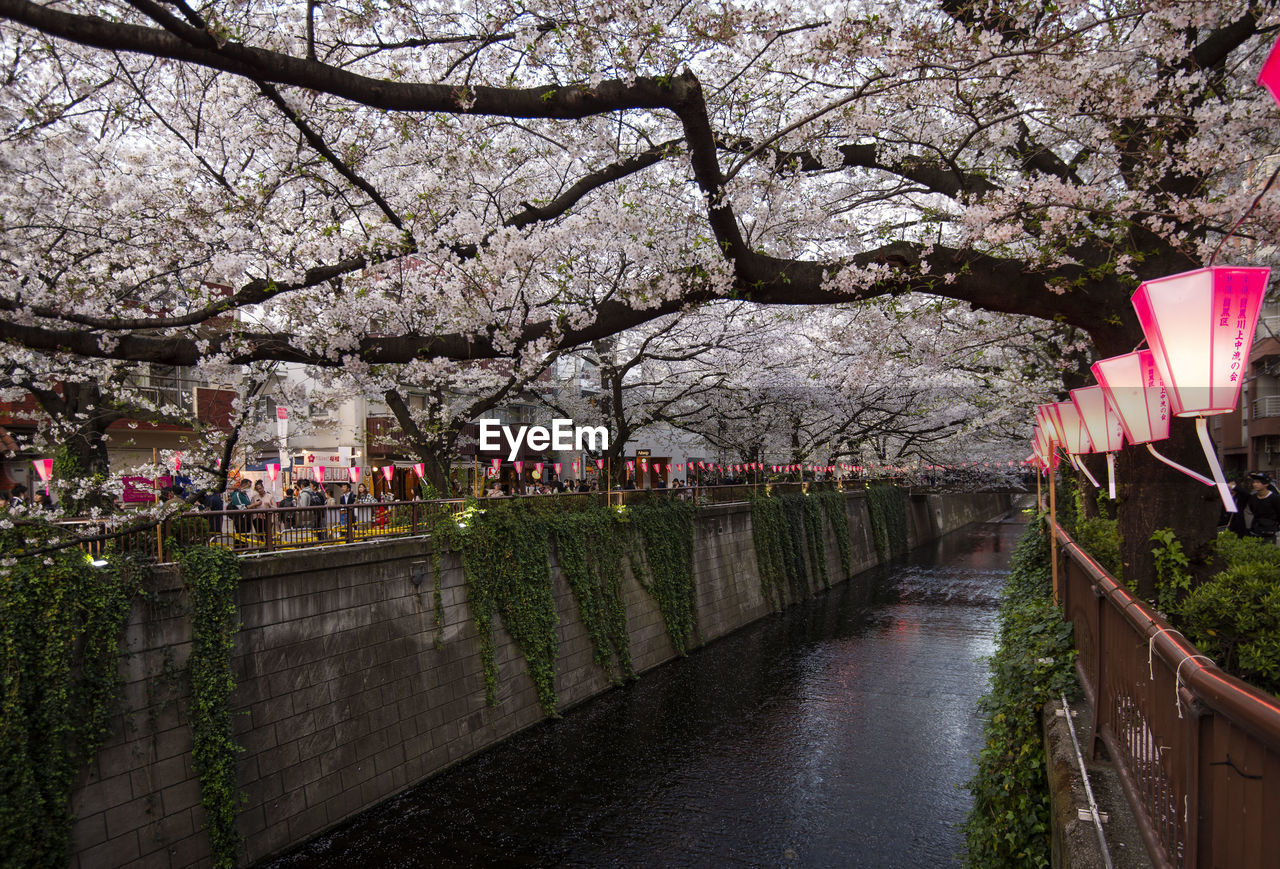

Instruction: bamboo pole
[1049,461,1059,605]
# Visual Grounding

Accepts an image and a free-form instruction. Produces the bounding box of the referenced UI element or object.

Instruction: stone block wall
[67,490,1011,868]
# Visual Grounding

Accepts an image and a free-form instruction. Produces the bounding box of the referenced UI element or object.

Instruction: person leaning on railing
[295,479,318,533]
[228,479,252,535]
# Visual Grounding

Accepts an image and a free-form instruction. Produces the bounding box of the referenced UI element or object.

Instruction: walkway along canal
[265,513,1026,868]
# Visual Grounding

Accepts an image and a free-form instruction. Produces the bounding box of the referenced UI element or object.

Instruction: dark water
[265,518,1023,868]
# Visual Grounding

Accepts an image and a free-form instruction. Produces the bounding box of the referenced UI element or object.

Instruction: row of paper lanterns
[1032,266,1271,513]
[262,463,421,485]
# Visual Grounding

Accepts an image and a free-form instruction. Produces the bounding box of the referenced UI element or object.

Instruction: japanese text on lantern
[1146,362,1168,422]
[1231,293,1249,382]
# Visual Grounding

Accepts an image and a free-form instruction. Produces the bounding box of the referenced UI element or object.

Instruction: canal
[265,515,1024,868]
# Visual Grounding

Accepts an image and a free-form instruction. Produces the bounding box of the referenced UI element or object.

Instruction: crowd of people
[482,475,699,498]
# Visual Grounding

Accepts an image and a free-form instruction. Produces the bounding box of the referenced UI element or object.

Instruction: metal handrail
[1053,518,1280,868]
[59,480,1019,562]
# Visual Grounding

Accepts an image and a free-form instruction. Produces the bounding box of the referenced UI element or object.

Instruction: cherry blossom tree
[2,0,1277,587]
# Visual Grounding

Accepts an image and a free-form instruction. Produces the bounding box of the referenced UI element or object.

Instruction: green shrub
[1179,563,1280,696]
[1150,528,1191,615]
[1214,531,1280,571]
[965,519,1077,868]
[1074,516,1122,582]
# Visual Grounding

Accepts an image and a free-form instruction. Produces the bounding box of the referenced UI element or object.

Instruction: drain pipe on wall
[1061,692,1114,869]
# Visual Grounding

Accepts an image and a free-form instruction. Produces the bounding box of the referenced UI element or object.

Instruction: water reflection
[265,519,1023,868]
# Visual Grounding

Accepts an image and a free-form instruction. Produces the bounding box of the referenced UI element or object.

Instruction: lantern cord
[1209,161,1280,267]
[1195,416,1237,513]
[1145,443,1215,487]
[1106,452,1116,501]
[1070,454,1101,490]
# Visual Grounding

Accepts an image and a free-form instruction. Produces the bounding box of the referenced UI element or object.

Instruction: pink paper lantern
[1131,265,1270,417]
[553,463,562,475]
[1259,34,1280,109]
[1047,402,1093,455]
[514,461,524,474]
[32,458,53,482]
[348,466,361,484]
[572,460,580,474]
[1070,386,1124,454]
[1071,385,1126,499]
[381,465,394,482]
[595,459,604,469]
[266,462,280,482]
[315,465,326,483]
[413,462,425,479]
[1091,351,1170,446]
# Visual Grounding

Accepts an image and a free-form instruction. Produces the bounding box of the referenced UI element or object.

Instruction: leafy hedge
[1178,533,1280,696]
[965,518,1077,868]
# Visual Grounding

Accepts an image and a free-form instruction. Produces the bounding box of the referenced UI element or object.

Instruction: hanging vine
[801,494,830,590]
[866,483,909,560]
[773,495,808,598]
[626,499,698,655]
[815,490,853,579]
[175,544,244,869]
[0,523,145,869]
[443,503,561,716]
[428,541,445,649]
[748,493,787,610]
[547,510,634,682]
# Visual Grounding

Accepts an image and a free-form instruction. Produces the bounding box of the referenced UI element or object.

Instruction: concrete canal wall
[67,490,1013,868]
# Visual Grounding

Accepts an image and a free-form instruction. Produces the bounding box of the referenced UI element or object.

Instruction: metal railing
[62,482,864,562]
[1054,520,1280,869]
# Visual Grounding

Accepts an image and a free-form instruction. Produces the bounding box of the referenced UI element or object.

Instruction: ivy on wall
[866,483,908,560]
[749,490,857,607]
[964,518,1077,867]
[444,504,560,716]
[0,524,144,868]
[801,494,829,591]
[748,493,787,611]
[547,511,634,682]
[778,494,814,600]
[626,499,698,655]
[428,542,446,649]
[814,490,853,579]
[440,499,697,716]
[175,544,245,869]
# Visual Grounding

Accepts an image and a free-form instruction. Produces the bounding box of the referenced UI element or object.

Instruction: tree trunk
[1114,417,1222,600]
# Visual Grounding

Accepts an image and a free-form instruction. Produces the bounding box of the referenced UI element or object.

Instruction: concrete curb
[1042,695,1153,869]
